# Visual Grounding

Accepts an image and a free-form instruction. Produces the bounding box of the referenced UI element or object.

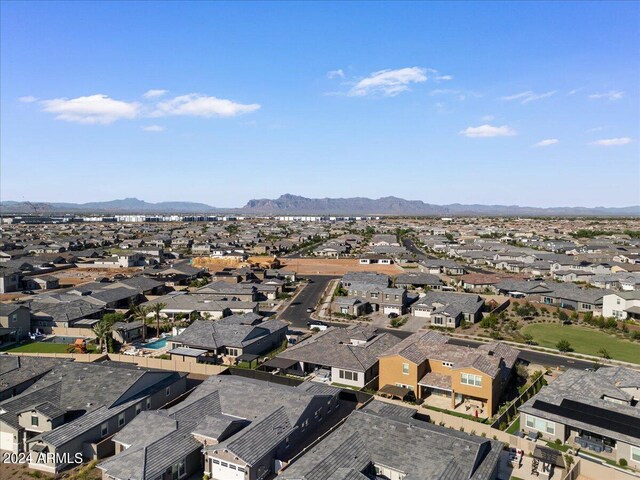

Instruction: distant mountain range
[1,194,639,216]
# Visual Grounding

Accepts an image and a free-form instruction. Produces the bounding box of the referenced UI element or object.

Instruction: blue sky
[1,1,638,207]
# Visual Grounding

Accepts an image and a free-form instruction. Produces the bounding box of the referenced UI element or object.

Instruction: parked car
[388,312,399,319]
[307,320,328,331]
[306,307,314,313]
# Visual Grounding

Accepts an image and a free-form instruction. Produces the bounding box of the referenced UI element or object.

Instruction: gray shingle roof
[278,326,401,372]
[280,410,502,480]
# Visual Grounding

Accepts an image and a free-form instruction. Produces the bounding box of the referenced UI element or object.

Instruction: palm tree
[149,302,166,337]
[130,304,150,341]
[93,319,112,353]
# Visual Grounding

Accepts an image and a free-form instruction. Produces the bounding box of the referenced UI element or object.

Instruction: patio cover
[168,347,207,357]
[533,446,565,468]
[262,357,298,369]
[378,384,411,400]
[236,353,260,362]
[418,372,453,391]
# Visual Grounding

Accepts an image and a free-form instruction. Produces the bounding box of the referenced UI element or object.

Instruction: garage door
[383,306,401,314]
[210,458,246,480]
[0,430,16,452]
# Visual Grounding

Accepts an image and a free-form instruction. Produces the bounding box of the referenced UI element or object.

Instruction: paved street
[279,275,338,329]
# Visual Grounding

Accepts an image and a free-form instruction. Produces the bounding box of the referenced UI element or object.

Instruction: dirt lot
[50,267,143,288]
[280,258,404,275]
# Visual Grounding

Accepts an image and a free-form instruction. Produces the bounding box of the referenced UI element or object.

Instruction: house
[93,253,146,268]
[494,280,552,298]
[540,284,608,314]
[378,331,518,415]
[0,305,31,342]
[394,272,444,290]
[0,356,67,402]
[0,266,21,293]
[518,367,640,466]
[0,361,186,473]
[196,282,257,302]
[24,275,60,291]
[144,293,258,320]
[369,234,400,246]
[144,261,205,286]
[25,297,104,333]
[98,374,346,480]
[111,321,146,344]
[602,291,640,320]
[169,313,288,364]
[358,254,393,265]
[411,291,484,328]
[269,325,400,388]
[330,296,367,317]
[279,407,502,480]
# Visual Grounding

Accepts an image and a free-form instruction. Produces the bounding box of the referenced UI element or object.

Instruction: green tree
[131,304,150,341]
[558,311,569,322]
[597,347,611,359]
[93,319,113,353]
[556,339,572,352]
[149,302,167,336]
[522,332,535,345]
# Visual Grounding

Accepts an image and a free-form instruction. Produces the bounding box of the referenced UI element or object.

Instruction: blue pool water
[144,336,172,349]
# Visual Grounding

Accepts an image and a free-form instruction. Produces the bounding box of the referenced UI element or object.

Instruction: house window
[442,362,453,368]
[146,398,151,409]
[118,413,125,427]
[631,446,640,464]
[101,422,109,438]
[370,293,378,299]
[461,373,482,387]
[339,370,358,381]
[31,416,39,426]
[525,414,555,435]
[136,403,142,415]
[166,386,171,397]
[402,363,409,375]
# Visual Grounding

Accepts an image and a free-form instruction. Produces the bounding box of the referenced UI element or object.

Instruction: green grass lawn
[1,342,70,353]
[506,417,520,434]
[521,324,640,364]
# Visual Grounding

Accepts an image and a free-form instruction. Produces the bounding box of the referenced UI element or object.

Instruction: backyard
[521,323,640,364]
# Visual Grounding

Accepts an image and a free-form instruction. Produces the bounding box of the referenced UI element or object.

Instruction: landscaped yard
[0,342,70,353]
[521,323,640,364]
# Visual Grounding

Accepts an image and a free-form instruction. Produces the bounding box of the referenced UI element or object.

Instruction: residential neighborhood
[0,215,639,480]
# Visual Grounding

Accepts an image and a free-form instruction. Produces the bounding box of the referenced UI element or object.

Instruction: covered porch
[418,372,489,419]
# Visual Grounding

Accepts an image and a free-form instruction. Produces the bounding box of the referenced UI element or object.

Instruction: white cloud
[41,94,141,124]
[533,138,559,147]
[590,137,632,146]
[143,89,168,99]
[153,94,260,117]
[460,124,516,138]
[327,69,345,79]
[142,125,166,132]
[435,74,453,81]
[501,90,556,104]
[349,67,428,97]
[588,90,624,101]
[429,89,459,96]
[18,95,38,103]
[481,115,495,122]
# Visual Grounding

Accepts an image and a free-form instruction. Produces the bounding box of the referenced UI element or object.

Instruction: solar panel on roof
[532,399,640,439]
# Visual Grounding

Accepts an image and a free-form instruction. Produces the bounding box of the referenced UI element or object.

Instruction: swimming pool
[144,336,172,349]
